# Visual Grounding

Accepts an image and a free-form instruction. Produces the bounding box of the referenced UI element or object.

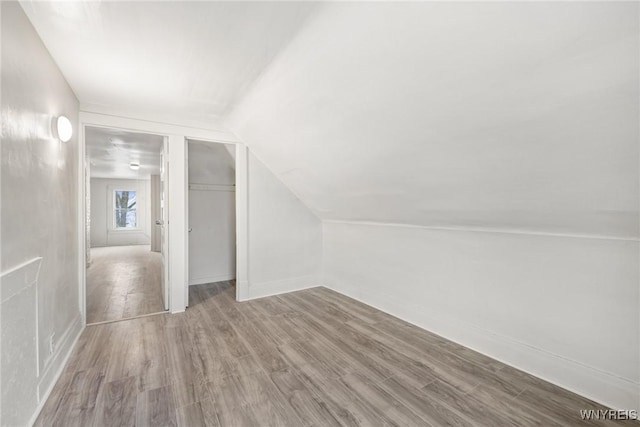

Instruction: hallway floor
[87,245,165,324]
[35,282,622,426]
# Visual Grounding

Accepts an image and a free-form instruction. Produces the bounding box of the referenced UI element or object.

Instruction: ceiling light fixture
[56,116,73,142]
[129,162,140,170]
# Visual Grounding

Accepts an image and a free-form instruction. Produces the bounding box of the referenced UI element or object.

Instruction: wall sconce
[129,162,140,170]
[56,116,73,142]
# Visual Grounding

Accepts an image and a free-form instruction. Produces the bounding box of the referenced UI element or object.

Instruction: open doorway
[186,140,236,303]
[85,126,169,324]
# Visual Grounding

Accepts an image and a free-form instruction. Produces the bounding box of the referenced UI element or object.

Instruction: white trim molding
[30,315,83,427]
[189,274,236,286]
[247,275,321,300]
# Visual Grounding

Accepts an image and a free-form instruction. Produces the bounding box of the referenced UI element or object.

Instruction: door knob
[188,227,193,232]
[155,219,164,225]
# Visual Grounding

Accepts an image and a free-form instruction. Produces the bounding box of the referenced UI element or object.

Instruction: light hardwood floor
[37,281,631,426]
[87,245,165,324]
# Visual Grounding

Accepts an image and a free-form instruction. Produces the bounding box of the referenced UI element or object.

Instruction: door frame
[77,112,247,326]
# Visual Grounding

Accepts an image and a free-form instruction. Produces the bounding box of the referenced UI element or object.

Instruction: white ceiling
[22,2,639,238]
[228,2,639,239]
[86,126,163,179]
[20,1,318,127]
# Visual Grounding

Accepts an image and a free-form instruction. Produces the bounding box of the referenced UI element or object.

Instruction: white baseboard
[237,280,250,301]
[324,282,639,413]
[189,273,235,286]
[248,274,320,300]
[30,314,84,426]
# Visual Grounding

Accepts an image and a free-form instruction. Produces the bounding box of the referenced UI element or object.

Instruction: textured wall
[1,2,82,425]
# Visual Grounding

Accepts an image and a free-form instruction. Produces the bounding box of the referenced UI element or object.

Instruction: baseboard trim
[189,273,236,286]
[30,314,84,426]
[237,280,250,301]
[324,282,639,412]
[248,274,320,300]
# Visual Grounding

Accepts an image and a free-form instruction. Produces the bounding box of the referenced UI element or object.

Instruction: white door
[160,137,170,310]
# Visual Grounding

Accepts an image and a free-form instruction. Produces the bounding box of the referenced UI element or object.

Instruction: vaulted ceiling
[228,2,639,239]
[23,1,639,239]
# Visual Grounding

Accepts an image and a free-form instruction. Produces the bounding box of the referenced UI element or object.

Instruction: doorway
[84,126,169,324]
[186,140,237,303]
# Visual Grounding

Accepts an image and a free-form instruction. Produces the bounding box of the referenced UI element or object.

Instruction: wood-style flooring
[87,245,165,324]
[37,281,631,426]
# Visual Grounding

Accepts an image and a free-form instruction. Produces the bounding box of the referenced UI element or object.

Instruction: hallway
[87,245,165,324]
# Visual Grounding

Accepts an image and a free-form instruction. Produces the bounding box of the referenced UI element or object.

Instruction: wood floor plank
[32,370,74,427]
[136,385,177,427]
[376,376,472,427]
[268,368,343,427]
[87,245,165,324]
[285,292,434,388]
[291,368,394,427]
[420,379,533,427]
[50,368,105,427]
[36,281,627,427]
[355,318,515,395]
[93,376,137,427]
[176,399,221,427]
[463,384,566,427]
[136,315,172,392]
[339,372,431,426]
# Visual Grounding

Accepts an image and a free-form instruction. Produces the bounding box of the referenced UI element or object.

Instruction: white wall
[150,175,161,252]
[1,3,83,425]
[188,142,236,285]
[246,152,322,299]
[227,1,639,412]
[323,221,639,411]
[90,178,151,247]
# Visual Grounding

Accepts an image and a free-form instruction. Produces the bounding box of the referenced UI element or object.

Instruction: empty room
[1,1,638,426]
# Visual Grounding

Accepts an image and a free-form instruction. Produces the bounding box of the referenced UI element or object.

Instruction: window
[114,190,137,228]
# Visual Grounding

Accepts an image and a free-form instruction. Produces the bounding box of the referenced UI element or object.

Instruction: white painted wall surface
[89,178,151,247]
[1,3,83,425]
[323,221,640,411]
[188,142,236,285]
[247,153,322,299]
[150,175,161,252]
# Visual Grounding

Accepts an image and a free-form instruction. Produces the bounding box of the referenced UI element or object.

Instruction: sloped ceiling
[22,1,639,239]
[227,2,639,239]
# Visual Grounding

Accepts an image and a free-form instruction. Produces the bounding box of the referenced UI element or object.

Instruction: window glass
[114,190,137,228]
